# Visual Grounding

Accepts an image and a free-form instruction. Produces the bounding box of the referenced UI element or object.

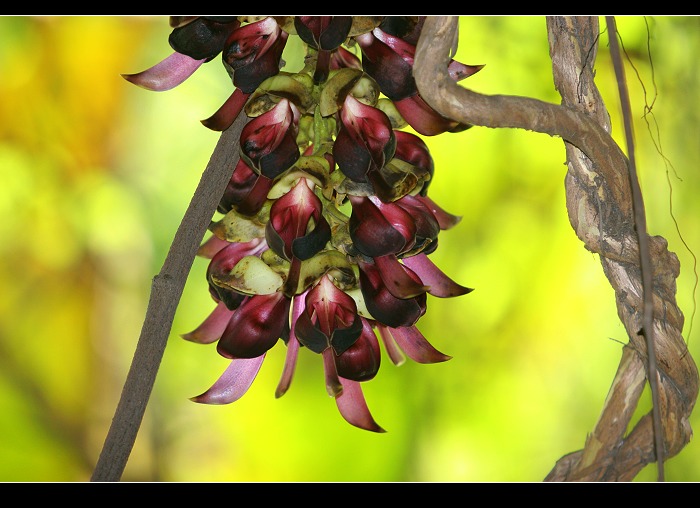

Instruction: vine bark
[414,16,698,481]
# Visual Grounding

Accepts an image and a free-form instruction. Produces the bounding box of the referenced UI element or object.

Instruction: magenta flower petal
[122,51,205,91]
[181,300,233,344]
[402,252,474,298]
[335,378,386,433]
[191,355,265,405]
[383,324,451,364]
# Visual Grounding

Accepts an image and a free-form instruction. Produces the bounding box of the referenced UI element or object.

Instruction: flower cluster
[125,16,480,432]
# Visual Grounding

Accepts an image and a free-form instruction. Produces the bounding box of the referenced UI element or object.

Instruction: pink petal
[401,253,474,298]
[197,234,230,259]
[374,254,429,299]
[181,301,233,344]
[122,51,206,91]
[388,325,451,364]
[415,195,462,230]
[323,349,343,397]
[376,323,406,366]
[191,354,265,404]
[275,293,306,398]
[335,378,386,433]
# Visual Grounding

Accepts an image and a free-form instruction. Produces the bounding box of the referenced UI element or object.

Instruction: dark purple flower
[357,258,427,328]
[333,94,396,183]
[294,16,353,83]
[217,291,291,359]
[356,27,483,136]
[240,98,300,179]
[169,16,241,61]
[295,274,363,356]
[370,129,435,201]
[223,16,288,94]
[218,158,274,216]
[205,238,267,310]
[265,178,331,261]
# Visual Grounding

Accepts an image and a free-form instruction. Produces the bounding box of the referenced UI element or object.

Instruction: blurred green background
[0,16,698,482]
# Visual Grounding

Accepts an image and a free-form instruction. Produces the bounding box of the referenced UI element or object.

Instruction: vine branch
[90,112,248,482]
[605,15,665,481]
[414,15,698,481]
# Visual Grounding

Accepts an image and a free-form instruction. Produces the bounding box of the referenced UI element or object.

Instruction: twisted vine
[414,16,698,481]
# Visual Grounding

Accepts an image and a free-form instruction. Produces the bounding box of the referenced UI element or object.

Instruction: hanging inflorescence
[124,16,482,432]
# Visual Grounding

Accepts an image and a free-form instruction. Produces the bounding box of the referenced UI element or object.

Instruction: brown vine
[413,16,698,481]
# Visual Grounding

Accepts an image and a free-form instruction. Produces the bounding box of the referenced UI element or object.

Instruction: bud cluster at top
[124,16,481,432]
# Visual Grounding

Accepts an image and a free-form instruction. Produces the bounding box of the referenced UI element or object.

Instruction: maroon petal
[330,46,363,70]
[333,95,396,183]
[201,88,251,131]
[358,259,426,328]
[402,252,474,298]
[384,324,451,364]
[374,254,429,299]
[218,158,273,217]
[294,16,353,51]
[349,195,413,258]
[414,195,462,230]
[169,17,241,61]
[217,292,290,359]
[335,317,381,382]
[394,94,471,136]
[376,323,407,366]
[122,52,205,91]
[197,234,230,259]
[190,355,265,404]
[223,17,288,93]
[181,300,233,344]
[223,17,281,70]
[323,348,343,397]
[393,130,434,183]
[355,30,416,101]
[335,378,386,433]
[266,178,331,261]
[294,275,362,354]
[240,98,300,179]
[207,239,267,309]
[378,16,426,46]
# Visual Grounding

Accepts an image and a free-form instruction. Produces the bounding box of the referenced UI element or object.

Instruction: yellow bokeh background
[0,16,698,482]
